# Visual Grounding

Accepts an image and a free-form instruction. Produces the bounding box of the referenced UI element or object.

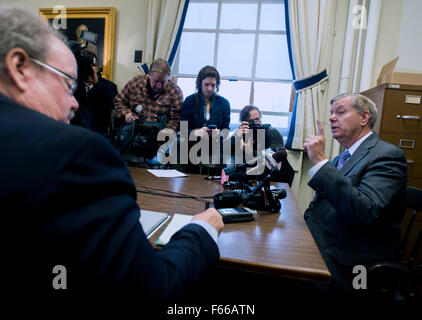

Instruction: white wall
[395,0,422,73]
[372,0,422,86]
[8,0,148,90]
[371,0,403,86]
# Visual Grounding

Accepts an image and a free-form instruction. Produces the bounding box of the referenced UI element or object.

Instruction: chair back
[368,187,422,299]
[401,187,422,270]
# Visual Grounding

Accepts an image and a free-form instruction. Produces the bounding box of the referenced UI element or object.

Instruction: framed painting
[39,7,116,80]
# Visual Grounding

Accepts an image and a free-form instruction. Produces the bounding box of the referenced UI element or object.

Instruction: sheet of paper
[156,213,193,245]
[139,210,169,239]
[147,169,188,178]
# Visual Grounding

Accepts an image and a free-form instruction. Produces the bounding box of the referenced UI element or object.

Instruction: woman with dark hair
[181,66,230,137]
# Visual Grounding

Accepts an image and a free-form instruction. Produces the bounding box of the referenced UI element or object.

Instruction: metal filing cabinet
[361,83,422,189]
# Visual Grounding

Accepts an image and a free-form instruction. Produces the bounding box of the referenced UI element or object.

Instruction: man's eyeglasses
[30,58,77,96]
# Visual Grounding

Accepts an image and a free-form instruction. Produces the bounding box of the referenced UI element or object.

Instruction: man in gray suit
[303,93,407,296]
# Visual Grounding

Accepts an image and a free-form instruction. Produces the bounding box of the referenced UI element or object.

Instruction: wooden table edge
[216,257,331,282]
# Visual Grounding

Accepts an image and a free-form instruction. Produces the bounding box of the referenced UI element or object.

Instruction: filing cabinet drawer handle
[399,139,415,149]
[402,115,420,120]
[396,115,421,120]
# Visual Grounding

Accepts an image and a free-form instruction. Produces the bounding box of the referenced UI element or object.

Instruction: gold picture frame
[39,7,116,81]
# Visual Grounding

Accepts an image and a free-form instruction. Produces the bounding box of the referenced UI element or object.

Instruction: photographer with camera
[236,105,283,153]
[232,105,294,185]
[70,49,117,135]
[114,58,183,132]
[113,58,183,163]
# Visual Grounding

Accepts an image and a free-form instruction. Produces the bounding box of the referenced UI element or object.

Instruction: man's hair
[239,105,261,122]
[196,65,220,92]
[0,4,67,82]
[330,93,378,129]
[149,58,171,77]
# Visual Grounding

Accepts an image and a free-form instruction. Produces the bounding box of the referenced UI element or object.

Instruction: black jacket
[72,78,117,134]
[0,93,219,300]
[181,93,231,131]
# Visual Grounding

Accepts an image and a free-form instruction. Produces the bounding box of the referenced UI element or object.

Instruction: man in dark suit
[0,4,223,302]
[303,93,407,296]
[71,50,118,135]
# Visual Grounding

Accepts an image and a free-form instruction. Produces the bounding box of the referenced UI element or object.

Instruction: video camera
[114,109,167,159]
[213,149,289,213]
[213,182,286,213]
[80,30,98,46]
[68,30,102,73]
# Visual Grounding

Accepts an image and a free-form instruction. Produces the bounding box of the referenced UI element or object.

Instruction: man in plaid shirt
[114,58,183,131]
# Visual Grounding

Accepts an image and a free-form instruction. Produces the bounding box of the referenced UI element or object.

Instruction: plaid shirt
[114,75,183,131]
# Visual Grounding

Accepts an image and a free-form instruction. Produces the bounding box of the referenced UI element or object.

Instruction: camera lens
[248,120,262,129]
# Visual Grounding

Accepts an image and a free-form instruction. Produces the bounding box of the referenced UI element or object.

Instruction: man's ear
[4,48,33,91]
[361,109,371,127]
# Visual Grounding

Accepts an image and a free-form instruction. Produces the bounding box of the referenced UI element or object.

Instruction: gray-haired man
[303,93,407,296]
[0,4,223,300]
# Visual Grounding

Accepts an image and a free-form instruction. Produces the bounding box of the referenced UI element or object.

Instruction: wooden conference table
[129,167,330,282]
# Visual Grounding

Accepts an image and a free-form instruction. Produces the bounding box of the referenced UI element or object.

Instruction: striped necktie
[337,150,351,170]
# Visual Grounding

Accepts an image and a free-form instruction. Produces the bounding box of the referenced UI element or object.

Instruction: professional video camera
[214,181,286,213]
[68,30,102,72]
[213,149,288,213]
[113,107,167,159]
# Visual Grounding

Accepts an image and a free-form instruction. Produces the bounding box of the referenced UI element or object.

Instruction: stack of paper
[147,169,187,178]
[139,210,169,238]
[156,214,193,245]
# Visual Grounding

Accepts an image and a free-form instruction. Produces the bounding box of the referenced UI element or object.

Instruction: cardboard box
[377,57,422,86]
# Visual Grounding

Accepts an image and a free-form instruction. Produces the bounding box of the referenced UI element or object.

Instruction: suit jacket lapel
[338,132,380,175]
[332,153,341,168]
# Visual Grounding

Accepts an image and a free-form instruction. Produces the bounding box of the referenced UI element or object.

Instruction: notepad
[139,210,169,238]
[156,213,193,246]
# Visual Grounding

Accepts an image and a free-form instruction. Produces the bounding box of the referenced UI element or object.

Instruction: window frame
[172,0,292,133]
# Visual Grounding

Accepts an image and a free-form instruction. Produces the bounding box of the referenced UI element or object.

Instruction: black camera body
[130,114,167,159]
[113,113,167,159]
[214,185,286,212]
[68,31,103,80]
[248,120,263,130]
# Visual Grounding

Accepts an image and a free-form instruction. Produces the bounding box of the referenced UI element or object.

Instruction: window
[172,0,292,138]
